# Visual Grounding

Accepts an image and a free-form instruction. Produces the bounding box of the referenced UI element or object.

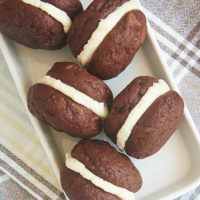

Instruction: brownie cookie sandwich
[27,62,113,138]
[68,0,147,80]
[61,139,142,200]
[104,76,184,158]
[0,0,83,49]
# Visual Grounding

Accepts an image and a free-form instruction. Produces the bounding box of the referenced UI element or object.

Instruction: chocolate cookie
[68,0,147,79]
[61,139,142,200]
[27,62,113,138]
[0,0,82,49]
[104,76,184,158]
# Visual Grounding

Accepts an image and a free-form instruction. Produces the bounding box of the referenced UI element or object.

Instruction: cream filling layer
[65,153,135,200]
[38,76,108,118]
[77,0,139,66]
[117,79,170,151]
[22,0,71,33]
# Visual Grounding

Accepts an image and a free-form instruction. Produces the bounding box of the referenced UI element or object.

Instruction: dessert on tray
[104,76,184,158]
[61,139,142,200]
[27,62,113,138]
[68,0,147,79]
[0,0,83,49]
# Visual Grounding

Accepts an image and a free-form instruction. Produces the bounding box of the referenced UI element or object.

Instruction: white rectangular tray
[1,1,200,199]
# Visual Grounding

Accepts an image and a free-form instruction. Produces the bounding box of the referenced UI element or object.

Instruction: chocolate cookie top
[67,0,129,56]
[71,139,142,193]
[105,76,157,142]
[125,91,184,158]
[47,62,113,106]
[87,10,147,79]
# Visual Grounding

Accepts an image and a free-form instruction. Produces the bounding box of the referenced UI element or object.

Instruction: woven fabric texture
[0,0,199,199]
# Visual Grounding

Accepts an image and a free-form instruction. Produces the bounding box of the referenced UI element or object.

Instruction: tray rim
[0,21,200,200]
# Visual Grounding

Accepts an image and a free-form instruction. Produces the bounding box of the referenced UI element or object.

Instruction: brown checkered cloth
[0,0,199,199]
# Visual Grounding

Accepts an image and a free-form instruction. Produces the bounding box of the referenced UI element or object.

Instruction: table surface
[0,0,200,199]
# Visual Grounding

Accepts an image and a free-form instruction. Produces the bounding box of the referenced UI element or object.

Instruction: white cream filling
[117,79,170,151]
[65,153,135,200]
[21,0,72,33]
[77,0,139,66]
[38,76,108,118]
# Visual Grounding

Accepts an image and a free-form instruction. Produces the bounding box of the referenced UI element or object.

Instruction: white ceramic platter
[0,1,200,199]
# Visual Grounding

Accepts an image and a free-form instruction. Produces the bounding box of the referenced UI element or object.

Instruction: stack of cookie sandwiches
[58,76,184,199]
[0,0,185,199]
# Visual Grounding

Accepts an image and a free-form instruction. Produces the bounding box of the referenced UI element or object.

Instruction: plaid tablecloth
[0,0,199,199]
